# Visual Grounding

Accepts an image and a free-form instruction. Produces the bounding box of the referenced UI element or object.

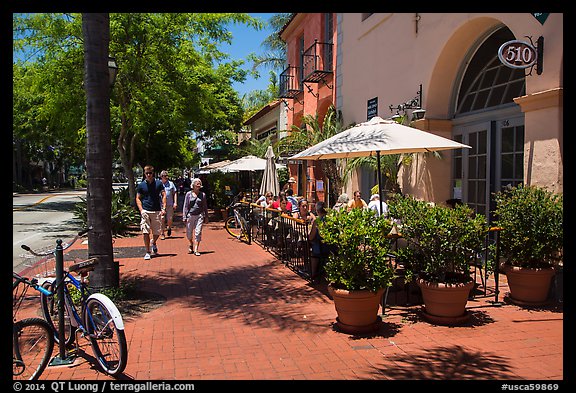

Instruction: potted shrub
[318,208,395,334]
[493,185,563,305]
[387,195,487,325]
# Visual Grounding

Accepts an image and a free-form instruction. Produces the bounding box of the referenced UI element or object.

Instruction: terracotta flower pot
[328,285,384,334]
[503,265,555,305]
[417,279,474,325]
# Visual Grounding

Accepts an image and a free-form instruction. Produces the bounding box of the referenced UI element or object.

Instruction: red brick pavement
[17,214,564,382]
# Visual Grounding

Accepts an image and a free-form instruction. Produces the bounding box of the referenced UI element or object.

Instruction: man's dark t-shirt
[137,179,164,211]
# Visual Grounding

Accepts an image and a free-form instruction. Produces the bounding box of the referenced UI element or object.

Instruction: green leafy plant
[387,195,487,284]
[493,185,563,268]
[208,171,239,209]
[319,208,395,292]
[73,186,139,236]
[110,186,140,234]
[97,276,138,303]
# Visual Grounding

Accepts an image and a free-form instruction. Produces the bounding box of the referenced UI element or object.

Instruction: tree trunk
[82,13,117,289]
[321,159,342,208]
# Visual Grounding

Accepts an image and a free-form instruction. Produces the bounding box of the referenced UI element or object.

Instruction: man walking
[159,170,177,240]
[136,165,166,260]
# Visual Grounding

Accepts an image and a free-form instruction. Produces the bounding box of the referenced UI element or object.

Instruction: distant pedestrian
[159,170,178,240]
[347,190,368,211]
[285,188,299,215]
[367,194,388,217]
[333,193,349,211]
[183,178,209,256]
[308,201,331,282]
[282,176,296,192]
[136,165,167,260]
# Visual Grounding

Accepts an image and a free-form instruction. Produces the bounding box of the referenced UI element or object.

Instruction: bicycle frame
[234,209,248,236]
[49,271,124,340]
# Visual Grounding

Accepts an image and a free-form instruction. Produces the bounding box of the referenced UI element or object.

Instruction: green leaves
[319,208,395,292]
[388,195,487,284]
[494,185,563,267]
[14,13,262,180]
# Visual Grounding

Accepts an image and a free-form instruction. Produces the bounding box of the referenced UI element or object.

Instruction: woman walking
[183,178,209,256]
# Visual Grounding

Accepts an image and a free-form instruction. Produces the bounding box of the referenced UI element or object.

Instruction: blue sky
[224,13,278,98]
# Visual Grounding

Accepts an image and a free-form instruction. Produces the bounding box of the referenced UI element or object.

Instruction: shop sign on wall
[531,13,550,25]
[367,97,378,120]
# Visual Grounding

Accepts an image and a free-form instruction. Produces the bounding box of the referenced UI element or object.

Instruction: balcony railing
[302,40,333,83]
[279,65,303,98]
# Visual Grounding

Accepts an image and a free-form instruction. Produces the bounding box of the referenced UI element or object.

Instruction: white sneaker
[144,253,151,260]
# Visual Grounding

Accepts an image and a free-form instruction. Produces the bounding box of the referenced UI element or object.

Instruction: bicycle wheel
[39,280,75,347]
[84,296,127,376]
[13,318,54,380]
[225,215,248,241]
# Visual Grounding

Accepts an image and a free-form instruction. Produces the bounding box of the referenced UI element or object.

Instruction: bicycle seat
[69,258,99,275]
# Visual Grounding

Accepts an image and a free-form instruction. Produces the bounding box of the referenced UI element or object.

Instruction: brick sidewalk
[27,214,563,381]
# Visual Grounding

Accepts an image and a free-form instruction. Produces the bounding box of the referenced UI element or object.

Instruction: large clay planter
[503,265,555,305]
[328,285,385,334]
[417,279,474,325]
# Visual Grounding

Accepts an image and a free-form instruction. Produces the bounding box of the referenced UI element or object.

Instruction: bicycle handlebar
[21,227,91,257]
[13,272,52,296]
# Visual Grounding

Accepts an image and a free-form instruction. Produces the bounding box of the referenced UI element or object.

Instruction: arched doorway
[451,26,525,221]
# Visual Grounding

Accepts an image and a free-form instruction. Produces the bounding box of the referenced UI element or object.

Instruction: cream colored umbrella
[218,155,286,199]
[289,116,470,212]
[195,160,234,175]
[219,155,285,172]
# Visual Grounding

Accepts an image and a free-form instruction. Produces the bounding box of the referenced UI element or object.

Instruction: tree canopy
[13,13,264,194]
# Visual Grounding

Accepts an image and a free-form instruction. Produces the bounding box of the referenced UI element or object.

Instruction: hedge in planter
[318,208,395,333]
[387,195,487,323]
[493,185,563,304]
[319,208,395,292]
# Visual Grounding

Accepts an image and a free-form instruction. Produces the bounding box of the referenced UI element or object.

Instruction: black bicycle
[13,272,55,380]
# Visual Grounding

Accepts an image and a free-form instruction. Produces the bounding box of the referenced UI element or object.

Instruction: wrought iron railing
[237,202,312,280]
[233,203,506,308]
[302,40,333,83]
[279,65,302,98]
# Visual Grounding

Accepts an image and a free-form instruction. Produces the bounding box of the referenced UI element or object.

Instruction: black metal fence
[237,202,313,281]
[234,202,505,305]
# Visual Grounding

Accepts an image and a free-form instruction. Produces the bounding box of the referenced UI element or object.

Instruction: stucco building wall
[337,13,563,203]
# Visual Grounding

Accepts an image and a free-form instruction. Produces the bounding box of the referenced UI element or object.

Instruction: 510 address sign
[498,40,538,69]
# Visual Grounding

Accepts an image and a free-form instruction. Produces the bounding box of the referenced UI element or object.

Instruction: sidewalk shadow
[368,344,514,379]
[71,348,134,380]
[124,262,334,334]
[502,295,564,313]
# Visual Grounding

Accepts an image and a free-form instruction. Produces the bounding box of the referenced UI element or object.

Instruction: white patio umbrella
[289,116,470,213]
[259,146,281,197]
[195,159,235,175]
[219,155,285,172]
[218,155,286,199]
